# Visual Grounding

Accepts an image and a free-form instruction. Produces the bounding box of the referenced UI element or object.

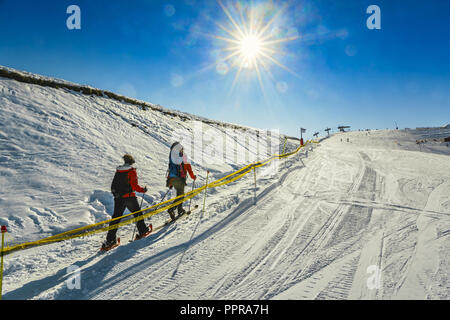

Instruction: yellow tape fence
[1,140,318,255]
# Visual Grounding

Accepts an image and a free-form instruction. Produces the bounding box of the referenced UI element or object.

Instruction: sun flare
[212,0,299,92]
[240,34,263,64]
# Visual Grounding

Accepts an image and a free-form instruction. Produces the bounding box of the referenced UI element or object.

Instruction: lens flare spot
[276,81,288,93]
[216,62,230,75]
[164,4,176,17]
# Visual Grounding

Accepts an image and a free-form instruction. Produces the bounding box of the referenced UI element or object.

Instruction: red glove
[184,163,196,180]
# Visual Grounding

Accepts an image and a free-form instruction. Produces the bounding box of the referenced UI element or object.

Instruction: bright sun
[211,0,299,92]
[240,34,263,64]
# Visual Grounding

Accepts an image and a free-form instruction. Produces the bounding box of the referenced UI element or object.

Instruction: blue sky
[0,0,449,138]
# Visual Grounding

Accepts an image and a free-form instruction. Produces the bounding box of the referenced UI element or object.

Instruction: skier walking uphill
[102,154,151,250]
[166,142,196,220]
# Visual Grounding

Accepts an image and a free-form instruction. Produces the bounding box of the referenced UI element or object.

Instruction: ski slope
[1,68,450,300]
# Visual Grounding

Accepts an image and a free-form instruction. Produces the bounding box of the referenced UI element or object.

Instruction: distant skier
[166,142,196,220]
[102,154,151,250]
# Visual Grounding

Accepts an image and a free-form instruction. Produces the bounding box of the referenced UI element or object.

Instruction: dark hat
[170,142,180,150]
[123,154,135,165]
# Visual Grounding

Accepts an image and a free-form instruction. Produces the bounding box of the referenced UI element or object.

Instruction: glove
[143,187,148,193]
[193,175,197,180]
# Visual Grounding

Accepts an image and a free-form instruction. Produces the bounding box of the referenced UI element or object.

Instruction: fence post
[253,167,257,205]
[201,171,210,218]
[0,225,7,300]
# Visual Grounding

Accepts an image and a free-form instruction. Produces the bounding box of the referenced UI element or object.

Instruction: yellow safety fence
[0,140,318,256]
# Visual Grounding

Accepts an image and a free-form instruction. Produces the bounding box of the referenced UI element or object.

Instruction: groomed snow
[1,70,449,300]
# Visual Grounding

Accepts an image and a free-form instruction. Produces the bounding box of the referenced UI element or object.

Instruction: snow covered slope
[0,67,289,297]
[1,68,449,300]
[0,68,286,243]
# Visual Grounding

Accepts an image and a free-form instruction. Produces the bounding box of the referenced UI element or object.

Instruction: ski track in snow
[1,73,450,300]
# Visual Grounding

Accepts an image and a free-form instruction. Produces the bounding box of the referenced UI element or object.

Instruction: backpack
[167,143,186,180]
[168,160,186,179]
[166,150,186,187]
[111,170,132,198]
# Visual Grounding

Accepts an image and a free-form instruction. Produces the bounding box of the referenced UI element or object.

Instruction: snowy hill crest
[1,66,449,300]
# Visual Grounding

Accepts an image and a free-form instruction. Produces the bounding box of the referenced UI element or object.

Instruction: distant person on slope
[166,142,196,220]
[102,154,151,250]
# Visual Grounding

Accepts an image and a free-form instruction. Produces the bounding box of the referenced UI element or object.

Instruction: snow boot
[168,208,176,221]
[134,224,153,241]
[101,238,120,252]
[177,208,186,217]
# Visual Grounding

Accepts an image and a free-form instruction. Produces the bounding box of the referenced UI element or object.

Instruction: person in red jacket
[103,154,151,249]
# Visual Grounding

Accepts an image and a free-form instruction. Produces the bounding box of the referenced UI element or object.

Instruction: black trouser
[106,196,147,243]
[168,177,186,214]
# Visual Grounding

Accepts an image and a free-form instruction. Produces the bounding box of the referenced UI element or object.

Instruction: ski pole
[0,225,7,300]
[188,180,195,212]
[139,187,146,208]
[161,188,171,202]
[131,186,146,242]
[130,187,170,242]
[201,171,210,218]
[282,137,287,170]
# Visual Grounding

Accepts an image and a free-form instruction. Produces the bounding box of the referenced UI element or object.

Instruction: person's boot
[135,224,153,240]
[168,208,176,221]
[177,207,186,217]
[101,238,120,251]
